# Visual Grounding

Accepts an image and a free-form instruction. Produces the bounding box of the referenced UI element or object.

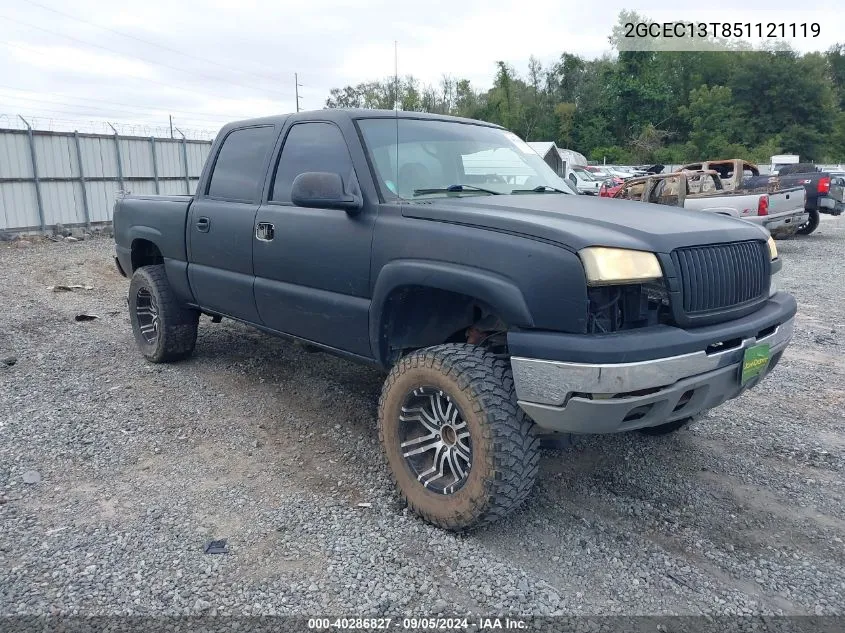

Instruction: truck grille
[672,241,770,314]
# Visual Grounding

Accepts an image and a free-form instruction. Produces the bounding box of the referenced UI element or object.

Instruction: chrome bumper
[511,316,794,434]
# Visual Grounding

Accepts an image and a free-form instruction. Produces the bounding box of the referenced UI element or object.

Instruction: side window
[272,122,355,203]
[207,126,276,201]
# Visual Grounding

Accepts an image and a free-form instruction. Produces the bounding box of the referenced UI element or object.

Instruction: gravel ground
[1,217,844,619]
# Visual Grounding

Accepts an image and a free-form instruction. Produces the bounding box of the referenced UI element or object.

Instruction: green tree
[324,16,845,164]
[679,85,745,158]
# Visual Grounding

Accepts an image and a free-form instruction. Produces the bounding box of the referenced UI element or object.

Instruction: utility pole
[169,115,173,139]
[394,41,399,110]
[295,73,303,112]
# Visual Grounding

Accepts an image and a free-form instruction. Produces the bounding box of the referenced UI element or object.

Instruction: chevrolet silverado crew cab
[113,110,796,531]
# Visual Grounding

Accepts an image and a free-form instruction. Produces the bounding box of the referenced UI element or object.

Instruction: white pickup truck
[566,166,604,195]
[612,170,807,238]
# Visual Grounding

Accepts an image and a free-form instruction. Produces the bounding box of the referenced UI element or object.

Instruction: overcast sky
[0,0,839,138]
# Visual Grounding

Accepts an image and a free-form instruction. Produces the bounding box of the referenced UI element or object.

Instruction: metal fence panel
[120,138,154,178]
[186,142,209,176]
[0,132,33,179]
[159,179,191,196]
[0,127,213,231]
[41,181,81,226]
[33,134,76,178]
[154,142,182,181]
[127,181,157,196]
[78,136,115,178]
[0,181,39,230]
[86,181,121,223]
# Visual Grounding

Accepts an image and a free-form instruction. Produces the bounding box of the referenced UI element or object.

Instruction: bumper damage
[511,315,794,434]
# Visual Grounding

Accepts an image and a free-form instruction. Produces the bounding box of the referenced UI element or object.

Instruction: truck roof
[220,109,505,133]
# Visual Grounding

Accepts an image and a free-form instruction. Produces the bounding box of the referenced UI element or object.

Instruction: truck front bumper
[509,293,796,434]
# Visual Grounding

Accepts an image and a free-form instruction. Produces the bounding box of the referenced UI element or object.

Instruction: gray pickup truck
[113,110,796,531]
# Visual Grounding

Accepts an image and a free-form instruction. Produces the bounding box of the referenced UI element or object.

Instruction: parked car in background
[599,177,625,197]
[596,166,641,179]
[612,170,807,238]
[584,166,613,179]
[762,164,845,235]
[566,166,603,195]
[770,154,800,174]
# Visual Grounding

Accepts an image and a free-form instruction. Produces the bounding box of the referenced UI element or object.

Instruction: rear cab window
[207,126,277,201]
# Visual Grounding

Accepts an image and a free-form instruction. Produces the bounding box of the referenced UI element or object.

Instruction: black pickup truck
[113,110,796,531]
[745,163,845,235]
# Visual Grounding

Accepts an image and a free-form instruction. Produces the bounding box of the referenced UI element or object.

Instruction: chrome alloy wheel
[135,287,160,344]
[398,387,472,495]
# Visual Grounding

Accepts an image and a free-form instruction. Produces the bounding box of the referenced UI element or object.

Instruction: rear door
[252,120,376,356]
[187,125,278,323]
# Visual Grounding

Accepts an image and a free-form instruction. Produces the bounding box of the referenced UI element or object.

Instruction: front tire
[378,344,539,531]
[128,265,199,363]
[797,210,820,235]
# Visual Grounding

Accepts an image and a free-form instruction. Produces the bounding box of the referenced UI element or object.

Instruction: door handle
[196,216,210,232]
[255,222,275,241]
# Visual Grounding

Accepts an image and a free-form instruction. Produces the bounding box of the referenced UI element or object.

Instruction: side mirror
[291,171,363,213]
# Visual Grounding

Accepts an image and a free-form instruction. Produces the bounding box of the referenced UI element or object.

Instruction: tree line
[324,13,845,165]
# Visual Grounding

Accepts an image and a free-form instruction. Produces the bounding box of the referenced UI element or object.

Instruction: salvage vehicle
[113,110,796,531]
[682,159,845,236]
[613,171,807,238]
[681,159,761,191]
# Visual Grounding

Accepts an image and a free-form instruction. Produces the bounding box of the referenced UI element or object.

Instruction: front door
[187,125,277,323]
[253,121,375,357]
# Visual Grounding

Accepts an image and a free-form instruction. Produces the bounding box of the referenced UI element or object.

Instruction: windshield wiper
[413,184,500,196]
[511,185,571,194]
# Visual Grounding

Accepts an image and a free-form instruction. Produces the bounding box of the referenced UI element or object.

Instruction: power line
[22,0,294,85]
[0,39,281,105]
[1,14,296,100]
[0,84,251,120]
[0,92,235,124]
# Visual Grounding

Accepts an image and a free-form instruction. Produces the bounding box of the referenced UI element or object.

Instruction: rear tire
[128,265,199,363]
[797,210,820,235]
[378,344,539,531]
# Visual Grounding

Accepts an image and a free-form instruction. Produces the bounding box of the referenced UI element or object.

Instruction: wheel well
[379,286,506,364]
[131,239,163,271]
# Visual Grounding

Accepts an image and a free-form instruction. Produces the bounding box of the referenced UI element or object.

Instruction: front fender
[369,259,534,366]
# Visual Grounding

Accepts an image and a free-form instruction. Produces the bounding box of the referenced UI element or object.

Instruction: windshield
[357,118,576,199]
[572,167,601,182]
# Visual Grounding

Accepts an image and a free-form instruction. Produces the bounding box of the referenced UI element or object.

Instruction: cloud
[0,0,839,137]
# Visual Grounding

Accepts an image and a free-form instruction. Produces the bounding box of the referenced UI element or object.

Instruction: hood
[401,194,768,253]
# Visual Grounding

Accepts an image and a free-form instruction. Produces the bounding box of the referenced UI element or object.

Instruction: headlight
[767,236,778,260]
[579,247,663,286]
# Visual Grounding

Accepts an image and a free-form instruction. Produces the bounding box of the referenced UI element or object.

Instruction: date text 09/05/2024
[623,21,820,39]
[307,617,527,629]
